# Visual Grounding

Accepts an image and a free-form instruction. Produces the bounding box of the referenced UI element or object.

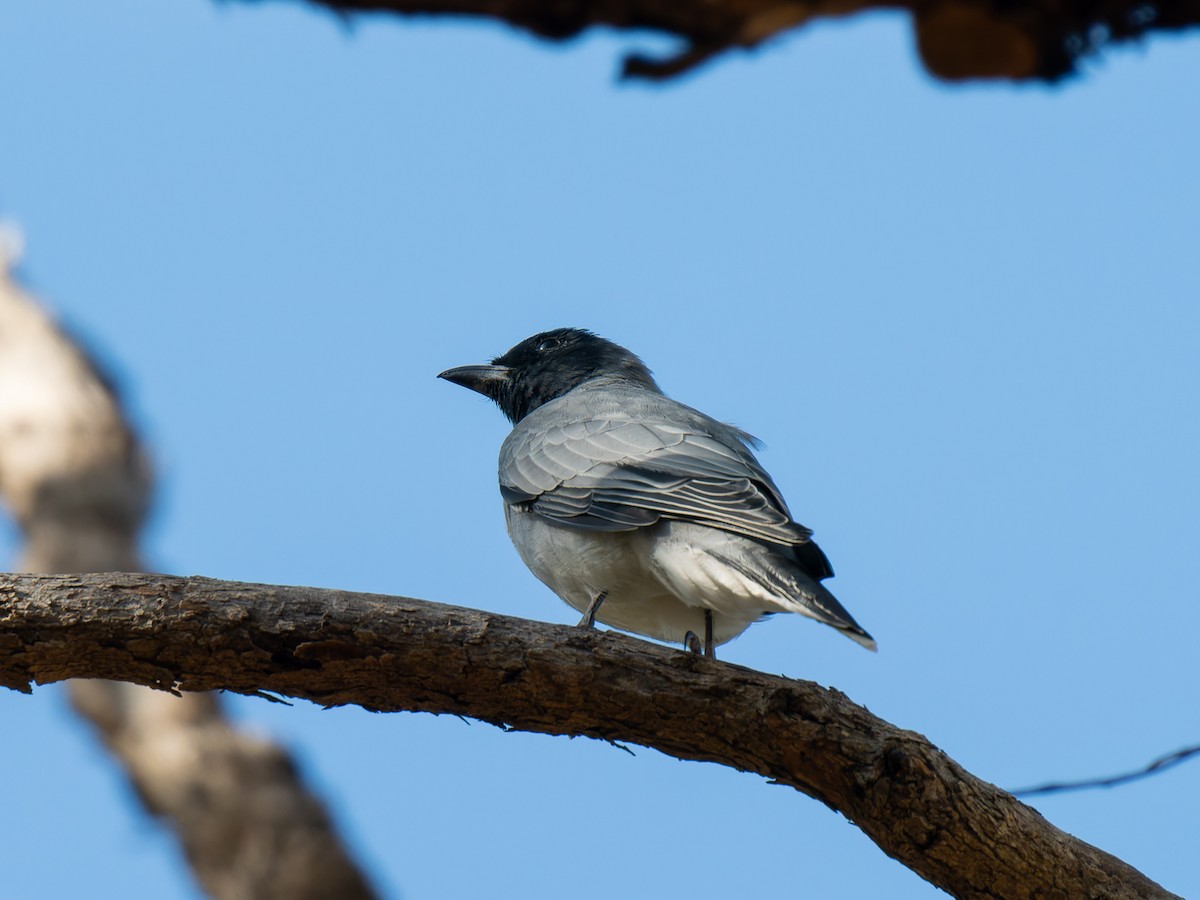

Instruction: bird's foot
[685,611,718,658]
[577,590,608,629]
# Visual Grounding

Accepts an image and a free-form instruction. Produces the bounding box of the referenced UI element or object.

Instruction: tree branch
[0,238,378,900]
[0,572,1179,900]
[67,682,378,900]
[1012,743,1200,798]
[246,0,1200,82]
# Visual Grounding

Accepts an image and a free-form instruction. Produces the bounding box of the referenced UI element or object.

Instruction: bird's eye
[535,337,560,352]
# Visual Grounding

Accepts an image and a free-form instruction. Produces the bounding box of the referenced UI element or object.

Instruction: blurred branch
[242,0,1200,82]
[67,683,379,900]
[0,571,1180,900]
[1012,743,1200,798]
[0,254,378,900]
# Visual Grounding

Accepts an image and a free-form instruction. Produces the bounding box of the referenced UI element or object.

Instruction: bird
[438,327,874,659]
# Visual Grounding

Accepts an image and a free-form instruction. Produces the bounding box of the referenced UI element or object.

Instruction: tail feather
[797,578,876,651]
[705,543,876,651]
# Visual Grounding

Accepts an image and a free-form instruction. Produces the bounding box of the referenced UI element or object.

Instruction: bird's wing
[499,416,815,548]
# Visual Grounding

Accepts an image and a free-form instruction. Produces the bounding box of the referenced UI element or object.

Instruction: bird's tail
[707,542,877,651]
[798,578,876,651]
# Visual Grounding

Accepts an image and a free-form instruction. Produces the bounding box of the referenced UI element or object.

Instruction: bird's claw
[685,611,718,658]
[578,590,608,629]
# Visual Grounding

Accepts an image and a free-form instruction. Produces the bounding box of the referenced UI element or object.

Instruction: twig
[1012,743,1200,797]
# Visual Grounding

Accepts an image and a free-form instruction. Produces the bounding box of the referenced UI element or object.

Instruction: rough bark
[0,242,377,900]
[245,0,1200,82]
[0,571,1180,900]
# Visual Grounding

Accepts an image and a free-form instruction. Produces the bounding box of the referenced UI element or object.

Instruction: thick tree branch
[67,682,378,900]
[251,0,1200,82]
[0,243,378,900]
[0,572,1179,900]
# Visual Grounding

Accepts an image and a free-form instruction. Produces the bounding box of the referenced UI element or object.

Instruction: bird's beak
[437,364,512,396]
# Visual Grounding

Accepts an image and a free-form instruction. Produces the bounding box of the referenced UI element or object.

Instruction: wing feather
[500,404,816,549]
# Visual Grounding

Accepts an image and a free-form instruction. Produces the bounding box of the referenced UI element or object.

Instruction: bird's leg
[684,611,718,658]
[578,590,608,629]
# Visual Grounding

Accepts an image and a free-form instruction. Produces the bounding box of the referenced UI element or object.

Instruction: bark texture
[0,242,377,900]
[244,0,1200,81]
[0,571,1181,900]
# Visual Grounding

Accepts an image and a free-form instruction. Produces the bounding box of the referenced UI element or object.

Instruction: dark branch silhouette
[1013,743,1200,798]
[240,0,1200,83]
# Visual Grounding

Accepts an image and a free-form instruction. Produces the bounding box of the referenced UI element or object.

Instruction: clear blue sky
[2,1,1198,897]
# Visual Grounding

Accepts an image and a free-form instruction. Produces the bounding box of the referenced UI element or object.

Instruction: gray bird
[439,328,874,658]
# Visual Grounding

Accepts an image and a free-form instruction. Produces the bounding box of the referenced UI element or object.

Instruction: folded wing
[500,414,826,556]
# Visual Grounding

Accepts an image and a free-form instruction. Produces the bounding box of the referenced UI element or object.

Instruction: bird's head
[438,327,658,423]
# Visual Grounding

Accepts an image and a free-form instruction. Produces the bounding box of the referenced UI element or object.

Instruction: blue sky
[2,1,1198,897]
